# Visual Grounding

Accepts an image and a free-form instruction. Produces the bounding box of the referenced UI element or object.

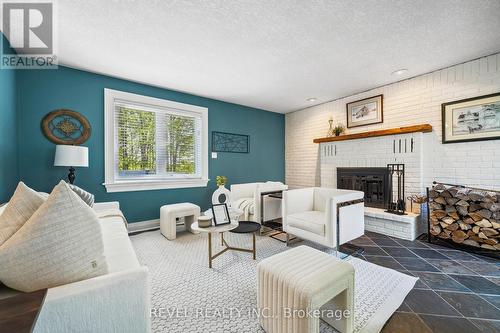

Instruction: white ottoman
[257,245,355,333]
[160,203,200,240]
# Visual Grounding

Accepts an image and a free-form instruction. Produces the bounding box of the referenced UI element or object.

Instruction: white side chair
[230,181,288,223]
[160,203,200,240]
[282,187,365,252]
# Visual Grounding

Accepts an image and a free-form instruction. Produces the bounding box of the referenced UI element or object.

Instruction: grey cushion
[69,184,95,207]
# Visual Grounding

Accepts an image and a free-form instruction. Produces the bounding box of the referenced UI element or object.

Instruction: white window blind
[104,88,208,192]
[114,101,202,180]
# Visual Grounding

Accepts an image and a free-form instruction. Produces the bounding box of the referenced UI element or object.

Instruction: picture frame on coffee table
[211,203,231,226]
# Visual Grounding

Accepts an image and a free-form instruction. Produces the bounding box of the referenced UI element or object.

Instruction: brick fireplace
[319,129,428,240]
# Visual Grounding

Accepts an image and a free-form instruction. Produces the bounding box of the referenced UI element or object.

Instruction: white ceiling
[53,1,500,112]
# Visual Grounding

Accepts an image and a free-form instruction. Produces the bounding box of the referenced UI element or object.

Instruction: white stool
[160,203,200,240]
[257,245,355,333]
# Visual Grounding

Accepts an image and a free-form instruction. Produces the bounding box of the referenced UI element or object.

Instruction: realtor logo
[1,1,57,69]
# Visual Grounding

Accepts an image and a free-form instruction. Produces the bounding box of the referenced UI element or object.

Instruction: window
[104,89,208,192]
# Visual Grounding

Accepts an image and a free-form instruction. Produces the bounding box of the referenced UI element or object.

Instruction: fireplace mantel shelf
[313,124,433,143]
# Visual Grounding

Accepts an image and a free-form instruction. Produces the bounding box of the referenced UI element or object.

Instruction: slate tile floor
[346,231,500,333]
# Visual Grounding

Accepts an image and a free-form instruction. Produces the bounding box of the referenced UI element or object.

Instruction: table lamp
[54,145,89,184]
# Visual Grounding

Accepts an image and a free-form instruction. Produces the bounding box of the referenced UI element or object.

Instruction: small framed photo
[346,94,383,128]
[211,203,231,225]
[442,92,500,144]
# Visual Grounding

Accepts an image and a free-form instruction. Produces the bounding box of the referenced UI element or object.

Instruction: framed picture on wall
[346,94,383,128]
[442,92,500,144]
[346,95,384,128]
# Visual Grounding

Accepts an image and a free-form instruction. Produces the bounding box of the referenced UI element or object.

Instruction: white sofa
[0,202,151,333]
[283,187,365,250]
[230,181,288,223]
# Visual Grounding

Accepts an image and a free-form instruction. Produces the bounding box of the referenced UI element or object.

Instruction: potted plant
[212,176,231,205]
[334,124,345,136]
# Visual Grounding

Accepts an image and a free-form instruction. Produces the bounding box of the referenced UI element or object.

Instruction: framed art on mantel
[442,92,500,144]
[346,94,383,128]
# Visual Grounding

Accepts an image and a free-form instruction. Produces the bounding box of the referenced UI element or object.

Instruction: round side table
[191,221,238,268]
[228,221,261,260]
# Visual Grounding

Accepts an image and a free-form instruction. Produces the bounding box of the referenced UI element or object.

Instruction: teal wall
[16,66,285,222]
[0,35,19,202]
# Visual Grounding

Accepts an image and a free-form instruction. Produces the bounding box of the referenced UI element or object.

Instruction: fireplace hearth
[337,167,389,209]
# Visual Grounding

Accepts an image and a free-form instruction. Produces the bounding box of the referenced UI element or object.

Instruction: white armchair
[283,187,365,250]
[230,182,288,223]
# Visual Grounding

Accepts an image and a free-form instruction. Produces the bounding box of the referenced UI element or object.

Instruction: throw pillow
[0,180,108,292]
[69,184,95,207]
[0,182,46,246]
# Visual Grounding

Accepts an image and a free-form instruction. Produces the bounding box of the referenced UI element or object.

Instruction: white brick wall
[286,53,500,192]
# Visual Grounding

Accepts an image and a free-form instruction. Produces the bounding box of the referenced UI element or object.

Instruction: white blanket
[233,198,255,220]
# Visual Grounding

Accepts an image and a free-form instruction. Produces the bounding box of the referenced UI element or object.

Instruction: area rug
[131,230,417,333]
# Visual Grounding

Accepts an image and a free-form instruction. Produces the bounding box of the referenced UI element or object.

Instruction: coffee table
[191,221,260,268]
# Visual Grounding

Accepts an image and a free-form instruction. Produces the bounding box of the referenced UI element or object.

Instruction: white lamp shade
[54,145,89,167]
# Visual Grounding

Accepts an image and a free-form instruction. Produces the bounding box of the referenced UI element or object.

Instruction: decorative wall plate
[212,131,249,153]
[41,109,91,145]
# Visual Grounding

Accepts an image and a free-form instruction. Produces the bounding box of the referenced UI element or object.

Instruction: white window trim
[103,88,209,193]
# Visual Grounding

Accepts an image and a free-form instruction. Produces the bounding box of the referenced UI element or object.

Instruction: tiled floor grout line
[364,233,498,332]
[360,233,500,332]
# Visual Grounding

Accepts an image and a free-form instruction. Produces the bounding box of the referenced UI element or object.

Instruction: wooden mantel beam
[313,124,432,143]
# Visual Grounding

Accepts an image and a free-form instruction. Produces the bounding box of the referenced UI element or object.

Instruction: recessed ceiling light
[307,98,317,102]
[391,69,408,76]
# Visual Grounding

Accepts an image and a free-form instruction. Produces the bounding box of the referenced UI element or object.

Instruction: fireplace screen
[337,167,389,209]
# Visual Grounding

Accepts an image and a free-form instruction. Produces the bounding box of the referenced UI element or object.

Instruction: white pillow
[0,180,108,292]
[0,182,46,246]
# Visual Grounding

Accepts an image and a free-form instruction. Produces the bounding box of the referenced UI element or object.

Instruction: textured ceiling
[43,1,500,112]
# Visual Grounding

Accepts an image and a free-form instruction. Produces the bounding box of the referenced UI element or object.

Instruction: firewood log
[440,190,452,198]
[477,209,493,219]
[463,239,480,247]
[478,232,488,239]
[445,223,459,231]
[430,225,441,235]
[483,238,499,245]
[448,211,459,220]
[433,183,446,191]
[441,216,455,224]
[448,187,460,197]
[459,222,471,230]
[445,205,457,213]
[481,228,499,237]
[446,197,460,205]
[475,219,493,228]
[469,191,485,201]
[455,200,469,207]
[469,203,482,212]
[429,190,439,198]
[429,202,443,210]
[431,210,447,219]
[470,235,483,242]
[452,230,467,241]
[434,197,447,205]
[463,217,475,224]
[457,206,468,216]
[438,232,450,239]
[468,212,483,222]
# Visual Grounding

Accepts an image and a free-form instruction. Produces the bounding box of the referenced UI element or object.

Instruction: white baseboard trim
[128,219,160,233]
